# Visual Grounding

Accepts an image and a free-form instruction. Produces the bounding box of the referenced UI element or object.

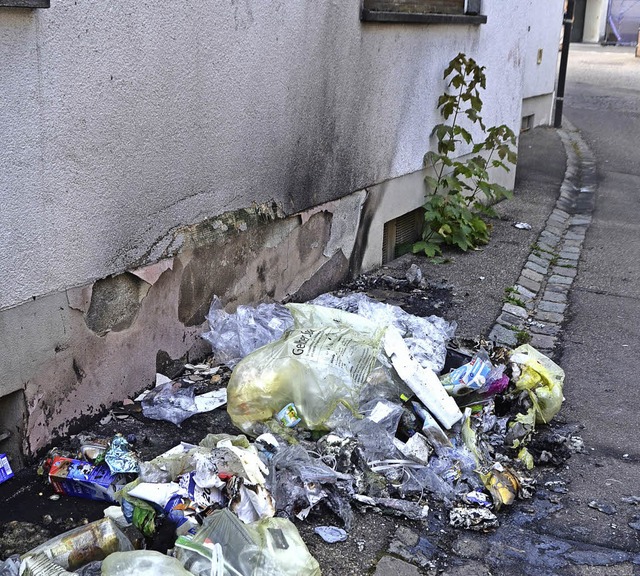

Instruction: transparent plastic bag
[101,551,193,575]
[202,296,294,367]
[227,304,386,434]
[141,382,198,426]
[175,510,320,576]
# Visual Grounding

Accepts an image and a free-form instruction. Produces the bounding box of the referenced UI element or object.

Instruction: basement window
[0,0,50,6]
[361,0,486,24]
[382,208,424,263]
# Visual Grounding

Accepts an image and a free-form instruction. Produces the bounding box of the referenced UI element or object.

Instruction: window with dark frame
[361,0,486,24]
[0,0,50,7]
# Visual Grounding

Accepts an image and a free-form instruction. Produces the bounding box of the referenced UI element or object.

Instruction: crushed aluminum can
[0,453,14,484]
[276,403,301,427]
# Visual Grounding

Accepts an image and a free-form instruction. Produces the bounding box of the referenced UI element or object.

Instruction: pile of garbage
[0,292,567,575]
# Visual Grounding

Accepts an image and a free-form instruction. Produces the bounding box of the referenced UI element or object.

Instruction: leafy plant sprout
[413,53,518,258]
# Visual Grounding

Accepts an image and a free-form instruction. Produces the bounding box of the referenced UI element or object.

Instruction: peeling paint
[66,285,93,314]
[129,258,174,286]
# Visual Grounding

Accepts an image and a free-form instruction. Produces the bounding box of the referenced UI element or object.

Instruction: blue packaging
[0,453,14,484]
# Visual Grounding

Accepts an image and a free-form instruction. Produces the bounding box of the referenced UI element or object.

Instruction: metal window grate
[382,208,423,263]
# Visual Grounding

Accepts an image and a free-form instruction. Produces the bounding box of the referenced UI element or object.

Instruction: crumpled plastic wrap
[201,296,294,367]
[311,292,456,373]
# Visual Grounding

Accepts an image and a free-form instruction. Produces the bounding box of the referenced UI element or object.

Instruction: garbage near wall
[0,291,572,575]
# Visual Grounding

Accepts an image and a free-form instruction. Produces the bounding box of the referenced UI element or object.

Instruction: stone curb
[488,124,597,358]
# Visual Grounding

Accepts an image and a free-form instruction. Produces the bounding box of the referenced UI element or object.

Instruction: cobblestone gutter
[489,123,596,358]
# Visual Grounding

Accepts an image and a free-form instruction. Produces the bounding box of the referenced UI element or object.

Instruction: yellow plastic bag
[510,344,565,424]
[227,304,386,434]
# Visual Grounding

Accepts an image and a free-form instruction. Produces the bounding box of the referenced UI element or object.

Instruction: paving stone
[570,215,592,226]
[525,261,548,275]
[536,310,564,323]
[497,311,525,328]
[549,274,573,285]
[561,245,580,253]
[517,275,541,294]
[552,266,577,278]
[542,290,567,304]
[489,325,517,346]
[556,259,577,268]
[522,268,544,283]
[545,282,569,294]
[562,239,583,249]
[559,250,579,260]
[515,284,536,300]
[540,230,561,242]
[503,302,528,318]
[538,242,559,253]
[529,253,551,268]
[529,323,561,336]
[545,225,565,238]
[374,555,422,576]
[564,231,585,241]
[539,300,567,314]
[530,333,556,350]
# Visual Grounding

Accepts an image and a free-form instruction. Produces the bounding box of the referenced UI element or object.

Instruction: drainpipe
[554,0,575,128]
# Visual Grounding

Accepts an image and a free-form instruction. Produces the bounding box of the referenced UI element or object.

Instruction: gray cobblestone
[522,268,544,283]
[374,556,422,576]
[562,239,583,249]
[503,303,528,318]
[549,274,573,285]
[497,311,525,328]
[545,226,565,237]
[543,290,567,303]
[539,300,567,314]
[538,242,559,253]
[515,284,536,300]
[545,282,569,294]
[552,266,577,278]
[530,334,556,350]
[565,231,585,241]
[570,215,592,226]
[517,275,541,294]
[536,310,564,323]
[529,323,561,336]
[529,253,551,268]
[525,261,548,275]
[556,259,577,268]
[561,245,580,253]
[489,325,517,346]
[559,250,579,260]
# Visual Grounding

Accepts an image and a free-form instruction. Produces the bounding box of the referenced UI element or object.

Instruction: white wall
[0,1,559,312]
[521,0,565,99]
[584,0,609,42]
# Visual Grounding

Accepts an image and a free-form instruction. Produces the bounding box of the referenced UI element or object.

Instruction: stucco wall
[521,0,564,100]
[1,0,546,313]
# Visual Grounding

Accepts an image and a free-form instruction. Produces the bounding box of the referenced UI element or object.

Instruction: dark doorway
[571,0,587,41]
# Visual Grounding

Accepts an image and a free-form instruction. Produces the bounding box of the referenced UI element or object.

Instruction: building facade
[0,0,564,465]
